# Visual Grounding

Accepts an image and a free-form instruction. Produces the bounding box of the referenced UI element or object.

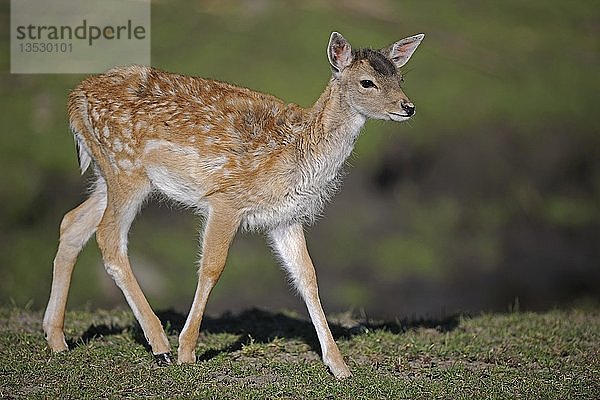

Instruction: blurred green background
[1,0,598,319]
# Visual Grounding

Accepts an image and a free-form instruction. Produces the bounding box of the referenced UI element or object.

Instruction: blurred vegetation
[0,0,598,318]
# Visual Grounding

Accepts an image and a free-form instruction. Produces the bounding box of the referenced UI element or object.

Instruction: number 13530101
[19,42,72,53]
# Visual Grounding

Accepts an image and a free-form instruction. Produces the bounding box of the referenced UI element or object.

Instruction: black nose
[402,102,415,117]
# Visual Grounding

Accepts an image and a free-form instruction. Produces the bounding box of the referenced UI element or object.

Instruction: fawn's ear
[384,33,425,69]
[327,32,353,76]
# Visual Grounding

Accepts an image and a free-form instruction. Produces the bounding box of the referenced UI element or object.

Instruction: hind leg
[95,179,171,359]
[43,178,107,351]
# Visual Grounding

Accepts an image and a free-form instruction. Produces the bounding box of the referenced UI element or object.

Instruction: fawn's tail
[67,89,94,175]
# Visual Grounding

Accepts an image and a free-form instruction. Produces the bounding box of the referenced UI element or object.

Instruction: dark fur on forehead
[352,48,396,76]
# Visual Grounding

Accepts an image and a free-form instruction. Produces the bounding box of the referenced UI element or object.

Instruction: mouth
[388,112,412,122]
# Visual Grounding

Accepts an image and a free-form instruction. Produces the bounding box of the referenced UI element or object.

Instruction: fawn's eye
[360,80,376,89]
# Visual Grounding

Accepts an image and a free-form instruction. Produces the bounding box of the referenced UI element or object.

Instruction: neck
[272,78,366,223]
[301,78,366,158]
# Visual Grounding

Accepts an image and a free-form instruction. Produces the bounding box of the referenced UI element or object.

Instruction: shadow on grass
[67,323,128,349]
[70,308,460,360]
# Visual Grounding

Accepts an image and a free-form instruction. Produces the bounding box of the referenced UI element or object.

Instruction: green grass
[1,306,598,399]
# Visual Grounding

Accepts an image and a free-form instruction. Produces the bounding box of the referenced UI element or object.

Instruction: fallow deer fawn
[43,31,424,378]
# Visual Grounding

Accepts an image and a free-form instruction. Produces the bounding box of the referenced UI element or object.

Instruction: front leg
[269,223,351,379]
[178,206,240,363]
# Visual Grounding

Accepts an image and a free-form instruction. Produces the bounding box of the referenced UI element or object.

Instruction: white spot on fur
[135,120,147,133]
[117,158,133,171]
[124,143,135,155]
[113,138,123,152]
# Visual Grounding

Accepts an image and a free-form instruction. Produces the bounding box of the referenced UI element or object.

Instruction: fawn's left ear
[384,34,425,69]
[327,32,353,77]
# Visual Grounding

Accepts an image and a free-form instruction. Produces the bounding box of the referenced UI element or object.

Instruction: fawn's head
[327,31,424,122]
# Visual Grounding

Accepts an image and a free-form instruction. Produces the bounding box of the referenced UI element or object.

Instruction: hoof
[325,355,352,379]
[177,349,196,364]
[332,365,352,379]
[154,352,173,366]
[45,333,69,353]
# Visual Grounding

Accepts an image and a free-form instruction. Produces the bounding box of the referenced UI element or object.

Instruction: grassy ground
[0,306,598,399]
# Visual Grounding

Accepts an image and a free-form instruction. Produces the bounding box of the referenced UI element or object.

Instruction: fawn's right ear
[327,32,353,77]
